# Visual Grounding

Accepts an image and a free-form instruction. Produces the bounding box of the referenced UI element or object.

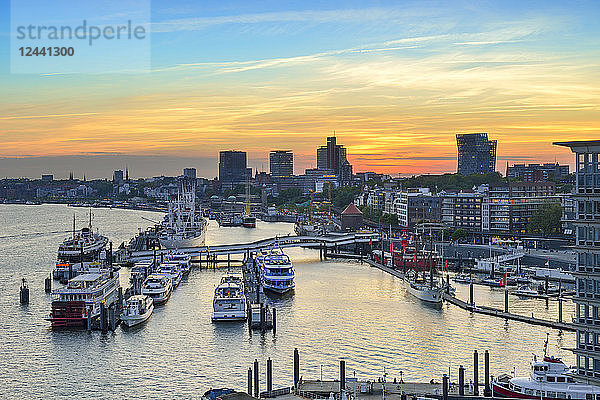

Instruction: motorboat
[481,274,507,287]
[120,295,154,327]
[453,273,475,284]
[141,274,173,305]
[166,252,192,275]
[212,277,247,321]
[514,285,539,298]
[155,262,183,288]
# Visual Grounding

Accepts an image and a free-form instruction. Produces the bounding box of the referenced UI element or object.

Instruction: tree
[451,228,468,242]
[528,202,562,236]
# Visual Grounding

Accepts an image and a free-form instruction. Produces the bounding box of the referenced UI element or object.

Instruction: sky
[1,0,599,179]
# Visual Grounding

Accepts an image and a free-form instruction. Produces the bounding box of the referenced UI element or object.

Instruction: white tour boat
[120,295,154,327]
[166,251,192,275]
[256,244,295,295]
[47,266,119,328]
[212,276,247,321]
[493,340,600,399]
[156,262,183,288]
[515,285,540,298]
[141,274,173,305]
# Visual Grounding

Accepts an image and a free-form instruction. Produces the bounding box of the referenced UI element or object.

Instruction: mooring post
[473,350,479,396]
[272,308,277,335]
[100,302,107,332]
[45,274,52,293]
[228,253,231,268]
[20,278,29,305]
[248,367,253,395]
[442,374,448,400]
[254,359,259,398]
[559,297,563,322]
[267,358,273,395]
[545,275,549,295]
[109,241,113,266]
[340,359,346,393]
[87,305,92,331]
[260,303,266,333]
[293,348,300,389]
[256,281,261,304]
[458,365,465,396]
[504,288,509,313]
[484,350,490,396]
[469,282,474,306]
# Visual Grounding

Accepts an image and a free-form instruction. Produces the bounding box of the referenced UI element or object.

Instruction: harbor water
[0,204,575,399]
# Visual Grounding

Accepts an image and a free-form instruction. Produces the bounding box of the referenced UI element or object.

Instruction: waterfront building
[340,203,363,231]
[219,150,249,189]
[269,150,294,178]
[554,140,600,384]
[456,133,497,175]
[41,174,53,182]
[507,162,570,182]
[183,168,197,180]
[484,181,559,234]
[393,188,442,228]
[441,191,485,232]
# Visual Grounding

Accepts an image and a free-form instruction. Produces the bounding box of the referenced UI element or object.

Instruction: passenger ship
[256,244,295,295]
[212,275,247,321]
[47,266,120,328]
[159,179,207,249]
[53,213,109,281]
[493,341,600,399]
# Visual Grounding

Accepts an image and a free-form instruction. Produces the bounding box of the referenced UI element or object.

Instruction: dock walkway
[365,258,575,332]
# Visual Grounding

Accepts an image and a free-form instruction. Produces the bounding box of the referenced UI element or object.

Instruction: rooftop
[341,203,363,215]
[554,140,600,150]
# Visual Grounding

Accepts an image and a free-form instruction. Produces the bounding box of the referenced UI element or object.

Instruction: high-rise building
[456,133,497,175]
[183,168,197,180]
[219,151,248,188]
[554,140,600,384]
[113,170,124,183]
[315,136,353,185]
[269,150,293,178]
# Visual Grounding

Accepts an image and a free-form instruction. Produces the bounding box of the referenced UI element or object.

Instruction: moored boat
[141,274,173,305]
[212,276,247,321]
[47,266,120,328]
[515,284,539,298]
[493,353,600,399]
[120,295,154,327]
[156,262,183,288]
[402,271,443,304]
[453,273,475,284]
[256,244,295,295]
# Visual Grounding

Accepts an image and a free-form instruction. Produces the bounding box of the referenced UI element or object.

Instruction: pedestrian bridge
[124,232,379,263]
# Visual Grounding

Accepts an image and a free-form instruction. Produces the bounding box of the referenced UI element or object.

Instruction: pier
[121,232,378,263]
[364,258,575,332]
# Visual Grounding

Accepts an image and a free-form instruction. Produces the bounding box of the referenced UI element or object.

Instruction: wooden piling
[45,275,52,293]
[473,350,479,396]
[253,359,259,398]
[267,358,273,395]
[339,359,346,392]
[458,365,465,396]
[442,374,448,400]
[19,278,29,305]
[504,288,509,313]
[293,348,300,388]
[484,350,490,396]
[469,283,474,306]
[272,308,277,335]
[248,368,253,395]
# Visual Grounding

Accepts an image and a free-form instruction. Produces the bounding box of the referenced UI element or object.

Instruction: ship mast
[72,213,76,240]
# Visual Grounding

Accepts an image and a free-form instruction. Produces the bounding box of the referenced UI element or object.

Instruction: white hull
[159,229,206,249]
[121,304,154,327]
[403,279,443,304]
[212,310,247,321]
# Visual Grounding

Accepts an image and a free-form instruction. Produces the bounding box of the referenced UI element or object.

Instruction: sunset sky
[1,0,599,179]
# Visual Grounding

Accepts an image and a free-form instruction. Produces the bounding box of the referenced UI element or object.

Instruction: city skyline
[1,1,598,178]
